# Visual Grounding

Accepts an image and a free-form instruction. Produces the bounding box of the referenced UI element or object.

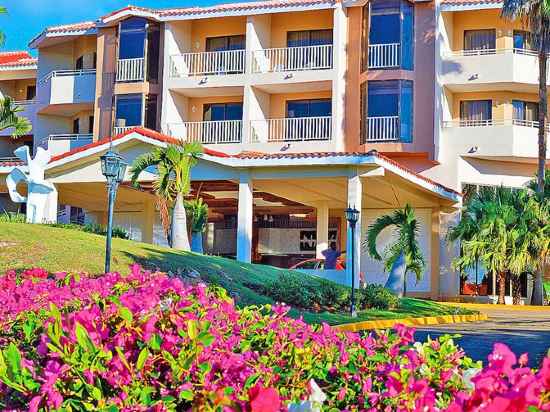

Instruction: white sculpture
[6,146,58,224]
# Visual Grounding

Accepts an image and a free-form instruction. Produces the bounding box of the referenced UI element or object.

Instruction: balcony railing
[445,48,540,58]
[113,126,138,135]
[368,43,401,69]
[116,58,145,82]
[14,99,36,106]
[252,45,333,73]
[443,119,550,130]
[167,120,243,144]
[170,50,246,77]
[249,116,332,143]
[39,69,96,84]
[44,134,93,155]
[366,116,400,142]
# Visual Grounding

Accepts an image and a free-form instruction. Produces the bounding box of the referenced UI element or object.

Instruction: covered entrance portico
[40,129,461,299]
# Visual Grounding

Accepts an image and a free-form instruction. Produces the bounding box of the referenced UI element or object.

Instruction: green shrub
[0,211,26,223]
[49,222,129,239]
[359,284,400,310]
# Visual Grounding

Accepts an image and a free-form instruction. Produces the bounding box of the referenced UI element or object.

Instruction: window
[286,99,332,118]
[115,94,143,128]
[204,35,246,74]
[366,0,414,70]
[146,22,160,82]
[464,29,496,52]
[287,29,333,47]
[287,30,333,70]
[513,100,538,125]
[119,17,147,60]
[203,102,243,121]
[365,80,413,142]
[25,85,36,101]
[206,35,245,51]
[73,118,80,134]
[145,94,158,130]
[286,99,331,140]
[513,30,533,51]
[76,56,84,70]
[459,100,492,126]
[88,116,94,134]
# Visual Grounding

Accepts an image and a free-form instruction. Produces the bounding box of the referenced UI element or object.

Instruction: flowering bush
[0,266,549,411]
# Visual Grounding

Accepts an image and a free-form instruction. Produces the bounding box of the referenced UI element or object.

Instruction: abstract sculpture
[6,146,57,224]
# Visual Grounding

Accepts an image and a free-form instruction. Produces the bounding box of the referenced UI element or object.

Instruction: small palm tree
[366,204,425,297]
[130,141,203,251]
[186,197,209,253]
[0,97,32,138]
[502,0,550,195]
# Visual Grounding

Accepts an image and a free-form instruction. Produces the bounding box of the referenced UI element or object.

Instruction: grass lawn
[0,222,475,325]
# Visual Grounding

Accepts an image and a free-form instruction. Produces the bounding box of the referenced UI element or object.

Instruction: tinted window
[286,99,332,117]
[368,81,399,117]
[287,30,333,47]
[464,29,496,51]
[115,94,143,127]
[203,103,243,121]
[26,85,36,101]
[119,17,146,59]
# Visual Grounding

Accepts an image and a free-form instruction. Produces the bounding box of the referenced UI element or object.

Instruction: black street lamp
[100,149,128,274]
[345,206,360,318]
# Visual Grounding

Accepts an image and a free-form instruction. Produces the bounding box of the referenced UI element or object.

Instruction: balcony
[441,49,544,92]
[113,126,138,135]
[252,45,333,73]
[441,119,550,162]
[116,58,145,82]
[365,116,400,142]
[39,70,96,108]
[368,43,401,69]
[167,120,243,144]
[44,134,93,156]
[249,116,332,143]
[0,100,37,137]
[169,50,246,77]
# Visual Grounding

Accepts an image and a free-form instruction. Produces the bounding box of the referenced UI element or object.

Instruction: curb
[438,302,550,312]
[333,313,489,332]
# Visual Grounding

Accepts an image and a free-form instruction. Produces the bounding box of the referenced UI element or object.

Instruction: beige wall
[270,10,333,48]
[72,110,95,134]
[451,91,544,120]
[0,78,36,100]
[190,17,247,52]
[451,9,525,51]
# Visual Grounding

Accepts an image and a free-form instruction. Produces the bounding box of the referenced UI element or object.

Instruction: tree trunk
[384,252,406,298]
[537,49,547,195]
[532,270,544,306]
[497,271,506,305]
[512,275,522,306]
[171,192,190,251]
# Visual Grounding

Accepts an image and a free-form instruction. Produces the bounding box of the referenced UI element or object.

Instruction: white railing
[366,116,400,142]
[43,133,93,155]
[39,69,96,84]
[249,116,332,142]
[46,133,93,142]
[443,119,550,130]
[113,126,137,135]
[0,156,22,164]
[167,120,243,144]
[170,50,246,77]
[445,48,540,58]
[252,45,333,73]
[14,99,36,106]
[116,58,145,82]
[368,43,400,69]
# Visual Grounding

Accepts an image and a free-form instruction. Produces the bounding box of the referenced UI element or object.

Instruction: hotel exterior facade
[0,0,547,303]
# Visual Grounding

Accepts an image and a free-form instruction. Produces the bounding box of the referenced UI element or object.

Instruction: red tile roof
[441,0,502,5]
[49,127,230,163]
[0,51,37,68]
[0,159,24,167]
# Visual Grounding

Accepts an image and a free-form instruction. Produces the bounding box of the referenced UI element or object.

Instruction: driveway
[414,306,550,367]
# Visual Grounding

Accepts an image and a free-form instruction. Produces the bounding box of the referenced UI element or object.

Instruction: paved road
[414,307,550,367]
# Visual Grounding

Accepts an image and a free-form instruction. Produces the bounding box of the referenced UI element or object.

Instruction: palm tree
[366,204,425,297]
[502,0,550,195]
[130,141,203,251]
[0,97,32,138]
[0,6,7,47]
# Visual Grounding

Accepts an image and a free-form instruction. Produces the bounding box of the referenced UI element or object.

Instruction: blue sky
[2,0,231,53]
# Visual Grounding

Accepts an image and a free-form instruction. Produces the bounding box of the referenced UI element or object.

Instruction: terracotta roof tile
[0,51,37,68]
[43,21,96,34]
[0,159,24,167]
[441,0,502,5]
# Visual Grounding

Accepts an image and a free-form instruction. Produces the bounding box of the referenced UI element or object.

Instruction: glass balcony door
[286,29,333,69]
[202,102,243,143]
[464,29,496,54]
[205,35,246,74]
[513,100,538,126]
[459,100,492,126]
[286,99,332,140]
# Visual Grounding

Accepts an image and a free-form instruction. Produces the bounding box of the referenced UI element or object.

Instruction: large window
[204,35,246,74]
[364,80,413,142]
[287,29,333,47]
[513,30,533,51]
[115,94,143,128]
[206,35,245,52]
[203,102,243,121]
[119,18,147,60]
[513,100,538,125]
[459,100,492,126]
[365,0,414,70]
[286,99,331,118]
[464,29,496,53]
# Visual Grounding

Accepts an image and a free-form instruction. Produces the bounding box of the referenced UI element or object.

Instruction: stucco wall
[270,10,333,48]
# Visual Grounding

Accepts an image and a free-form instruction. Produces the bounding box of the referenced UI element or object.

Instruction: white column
[315,201,330,259]
[142,201,155,244]
[346,172,362,288]
[237,172,253,263]
[332,3,348,151]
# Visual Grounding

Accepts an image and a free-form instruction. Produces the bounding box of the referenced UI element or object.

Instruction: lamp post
[345,206,360,318]
[100,149,128,274]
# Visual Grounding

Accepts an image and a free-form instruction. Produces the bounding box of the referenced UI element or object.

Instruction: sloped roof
[0,51,37,70]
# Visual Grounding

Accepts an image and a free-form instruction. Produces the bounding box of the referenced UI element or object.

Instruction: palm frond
[0,97,32,138]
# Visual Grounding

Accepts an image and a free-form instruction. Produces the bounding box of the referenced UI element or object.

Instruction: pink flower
[248,386,281,412]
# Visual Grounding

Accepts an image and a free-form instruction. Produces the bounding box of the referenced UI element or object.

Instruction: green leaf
[197,331,215,347]
[136,348,149,371]
[149,334,162,351]
[119,307,133,323]
[179,389,193,401]
[75,323,96,353]
[90,386,102,401]
[187,320,199,340]
[5,343,21,381]
[115,347,132,372]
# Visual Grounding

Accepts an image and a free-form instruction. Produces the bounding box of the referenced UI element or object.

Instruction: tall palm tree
[502,0,550,195]
[366,204,425,297]
[130,141,203,251]
[0,6,7,47]
[0,97,32,138]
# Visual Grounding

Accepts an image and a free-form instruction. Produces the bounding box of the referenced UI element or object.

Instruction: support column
[315,201,330,259]
[237,172,253,263]
[332,2,348,151]
[142,201,155,244]
[346,171,362,288]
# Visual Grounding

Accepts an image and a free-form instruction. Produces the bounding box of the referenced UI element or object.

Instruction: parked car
[290,258,346,271]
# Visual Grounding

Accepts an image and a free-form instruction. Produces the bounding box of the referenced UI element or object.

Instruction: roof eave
[29,27,98,49]
[440,1,502,11]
